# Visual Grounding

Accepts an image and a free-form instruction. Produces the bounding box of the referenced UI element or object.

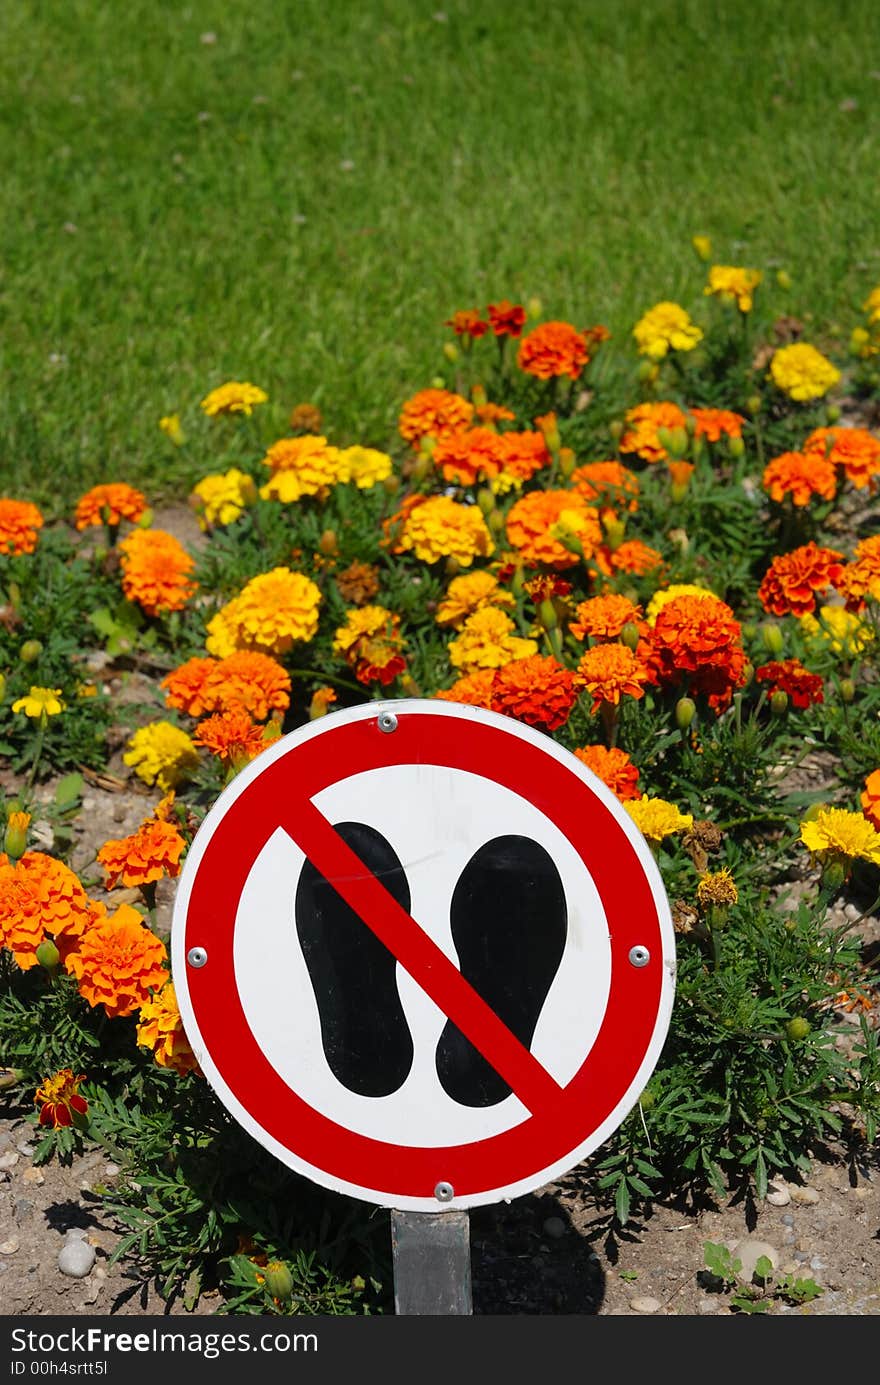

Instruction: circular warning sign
[171,699,675,1212]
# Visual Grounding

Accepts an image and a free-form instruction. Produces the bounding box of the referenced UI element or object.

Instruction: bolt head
[434,1181,454,1202]
[378,711,398,733]
[628,945,650,968]
[187,946,208,968]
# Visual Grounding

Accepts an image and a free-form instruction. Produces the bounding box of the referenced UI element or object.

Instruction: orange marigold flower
[204,651,291,720]
[754,658,824,709]
[762,450,837,507]
[398,388,474,447]
[194,708,270,770]
[489,654,579,731]
[309,686,338,719]
[160,657,218,717]
[803,426,880,492]
[473,400,516,425]
[74,483,148,532]
[65,903,169,1019]
[0,852,96,970]
[259,434,342,503]
[834,536,880,610]
[569,593,646,643]
[487,300,526,338]
[97,816,186,890]
[575,642,653,713]
[35,1069,88,1129]
[619,402,689,463]
[506,490,601,569]
[118,528,198,617]
[648,593,746,712]
[136,981,200,1077]
[689,407,746,442]
[758,543,845,617]
[860,768,880,833]
[517,320,591,380]
[574,744,641,801]
[434,668,498,710]
[0,499,44,556]
[570,461,640,512]
[605,538,665,576]
[445,309,489,338]
[495,430,551,485]
[433,427,507,486]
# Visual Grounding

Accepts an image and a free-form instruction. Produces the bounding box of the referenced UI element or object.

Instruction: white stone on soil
[58,1240,96,1278]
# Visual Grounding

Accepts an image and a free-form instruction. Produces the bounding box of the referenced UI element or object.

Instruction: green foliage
[703,1240,824,1313]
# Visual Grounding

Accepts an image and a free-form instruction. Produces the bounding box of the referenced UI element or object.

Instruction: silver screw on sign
[377,711,398,733]
[434,1182,454,1202]
[628,945,650,968]
[187,946,208,968]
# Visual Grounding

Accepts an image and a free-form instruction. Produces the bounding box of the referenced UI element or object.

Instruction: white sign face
[172,699,676,1212]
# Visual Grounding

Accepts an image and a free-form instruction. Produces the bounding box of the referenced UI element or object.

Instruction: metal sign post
[391,1211,473,1315]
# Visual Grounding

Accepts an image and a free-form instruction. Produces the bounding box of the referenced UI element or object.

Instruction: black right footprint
[435,835,568,1107]
[295,821,414,1098]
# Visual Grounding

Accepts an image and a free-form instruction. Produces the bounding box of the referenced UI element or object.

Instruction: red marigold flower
[65,903,169,1019]
[762,451,837,507]
[97,815,186,890]
[118,528,197,617]
[605,539,665,576]
[517,321,592,381]
[194,708,269,770]
[489,655,579,731]
[434,669,497,710]
[496,430,551,483]
[647,593,746,712]
[755,658,824,709]
[445,309,489,338]
[574,744,641,801]
[758,543,845,617]
[570,461,640,512]
[0,499,44,556]
[398,389,474,447]
[803,426,880,492]
[433,427,507,486]
[575,642,653,713]
[487,300,527,338]
[35,1069,88,1129]
[689,407,746,442]
[74,483,148,532]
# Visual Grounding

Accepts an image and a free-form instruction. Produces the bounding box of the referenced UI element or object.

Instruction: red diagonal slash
[281,797,565,1115]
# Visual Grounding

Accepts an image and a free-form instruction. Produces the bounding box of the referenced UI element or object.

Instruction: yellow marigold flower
[190,469,257,529]
[769,343,841,402]
[123,721,199,793]
[696,868,738,909]
[704,265,762,313]
[863,285,880,324]
[632,302,703,360]
[435,570,515,628]
[12,687,64,718]
[799,605,873,658]
[200,381,268,417]
[394,495,495,567]
[205,568,322,657]
[625,795,694,846]
[136,981,200,1077]
[159,414,185,446]
[258,435,342,503]
[691,235,712,261]
[447,607,538,674]
[645,584,715,625]
[335,446,393,489]
[800,807,880,869]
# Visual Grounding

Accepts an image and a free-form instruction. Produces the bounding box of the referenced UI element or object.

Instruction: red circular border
[182,709,666,1201]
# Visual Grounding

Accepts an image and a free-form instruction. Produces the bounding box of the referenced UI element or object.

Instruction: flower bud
[537,413,560,453]
[728,435,745,458]
[670,482,689,504]
[526,296,542,321]
[784,1017,810,1041]
[538,599,558,631]
[317,529,338,556]
[442,342,459,363]
[511,565,526,599]
[741,622,756,642]
[487,510,505,537]
[558,447,576,479]
[741,661,754,688]
[839,677,855,703]
[4,811,30,862]
[620,622,641,652]
[667,527,690,555]
[399,674,421,697]
[769,689,788,717]
[0,674,5,701]
[821,860,846,891]
[656,427,674,453]
[382,474,401,496]
[430,376,446,390]
[776,269,792,290]
[35,939,60,973]
[445,556,462,577]
[601,515,626,551]
[746,394,763,416]
[471,384,487,409]
[137,507,154,529]
[825,404,841,424]
[675,696,696,730]
[637,360,659,384]
[608,420,624,444]
[761,621,784,655]
[476,487,495,517]
[264,1260,294,1302]
[19,639,42,663]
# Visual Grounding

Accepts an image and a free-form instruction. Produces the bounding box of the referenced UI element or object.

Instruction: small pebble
[790,1186,820,1205]
[542,1216,566,1239]
[0,1237,21,1255]
[794,1249,811,1263]
[781,1214,795,1227]
[766,1185,791,1207]
[104,1162,120,1177]
[629,1296,661,1314]
[22,1168,44,1186]
[731,1239,779,1282]
[58,1240,96,1279]
[0,1152,19,1172]
[14,1200,34,1224]
[15,1142,34,1158]
[698,1298,718,1314]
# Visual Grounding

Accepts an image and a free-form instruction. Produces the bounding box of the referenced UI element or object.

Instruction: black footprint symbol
[435,835,568,1107]
[295,822,414,1097]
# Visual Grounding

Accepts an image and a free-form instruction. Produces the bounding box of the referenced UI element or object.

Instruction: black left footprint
[295,821,414,1097]
[435,834,568,1107]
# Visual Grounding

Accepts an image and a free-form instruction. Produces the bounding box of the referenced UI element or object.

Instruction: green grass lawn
[2,0,880,511]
